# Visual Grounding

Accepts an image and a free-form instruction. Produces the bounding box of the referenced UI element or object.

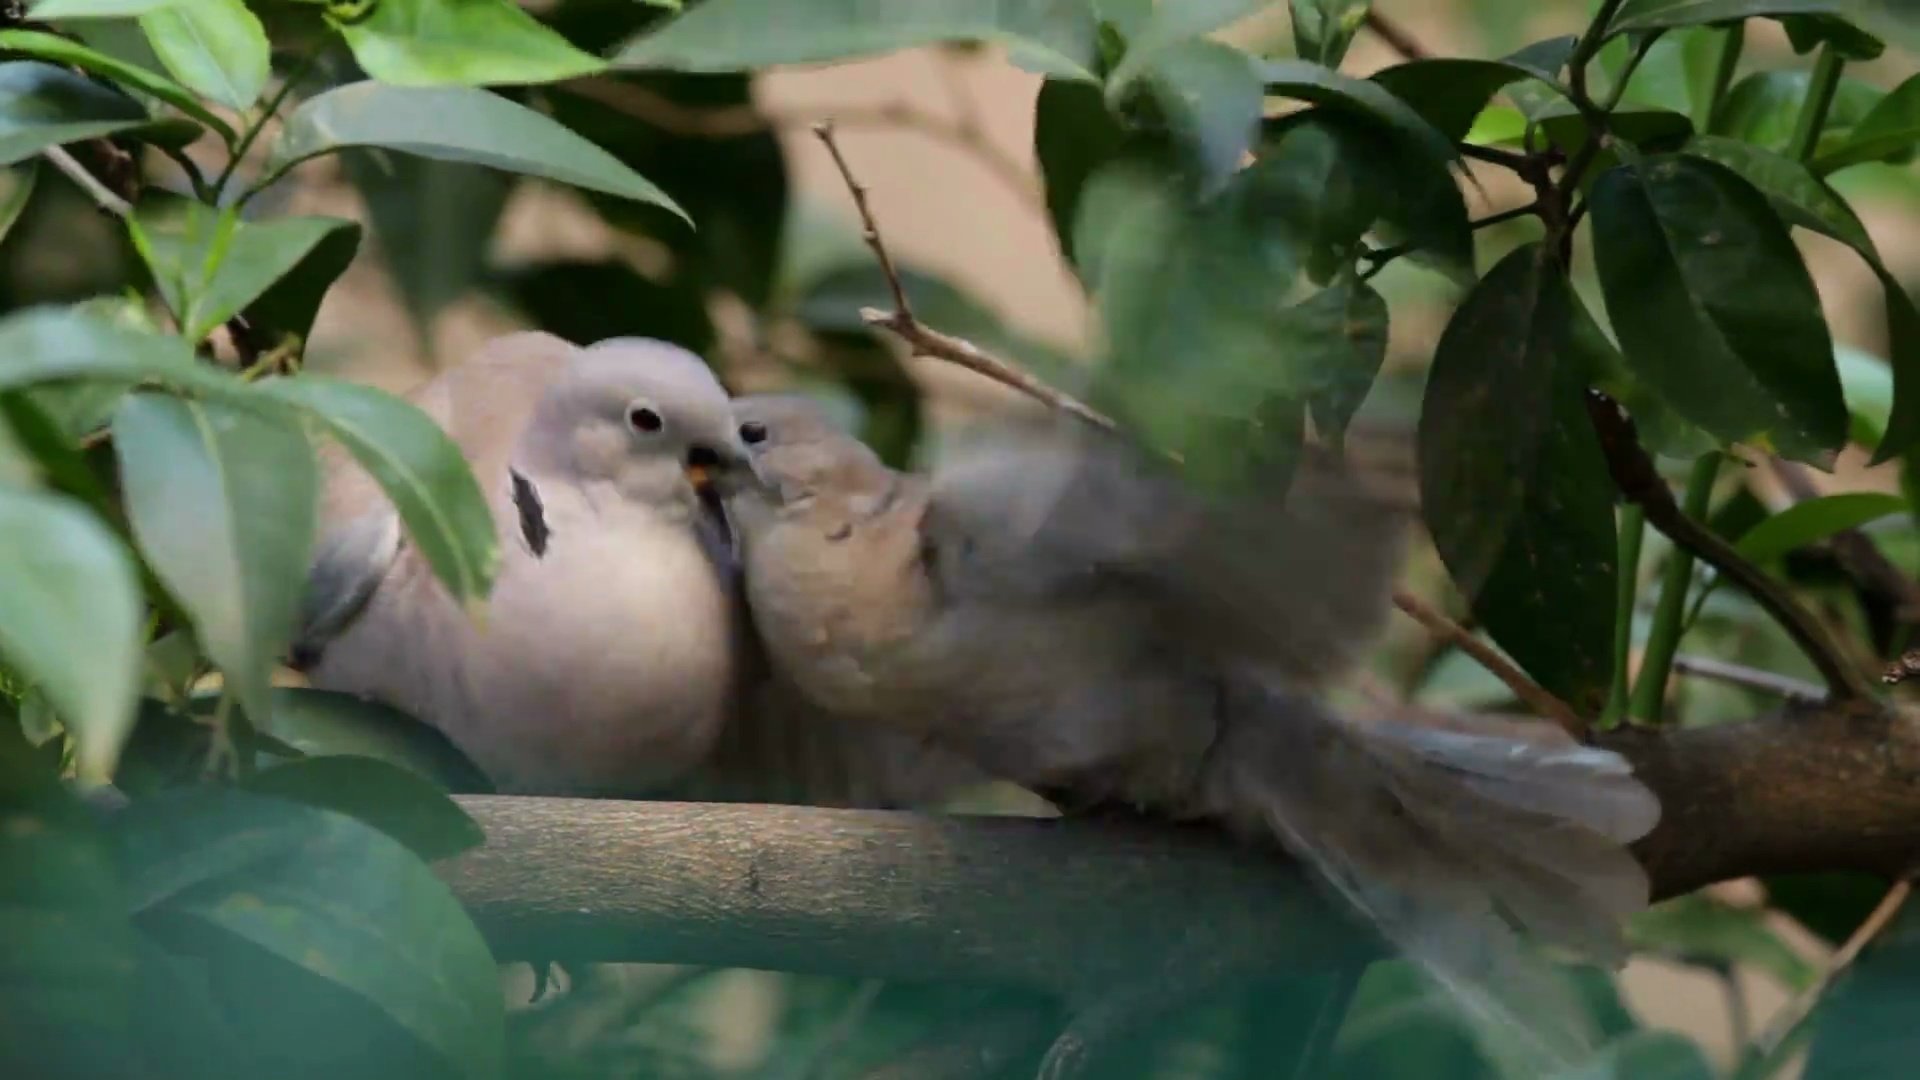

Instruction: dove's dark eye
[627,405,664,434]
[739,420,768,445]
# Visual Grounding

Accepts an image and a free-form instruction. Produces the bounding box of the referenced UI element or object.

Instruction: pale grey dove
[716,394,1663,1075]
[290,332,761,797]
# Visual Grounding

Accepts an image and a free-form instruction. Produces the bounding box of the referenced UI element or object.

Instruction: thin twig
[1745,878,1912,1069]
[1390,589,1590,740]
[42,145,131,217]
[811,121,1119,433]
[1363,10,1430,62]
[1672,655,1826,704]
[564,78,1043,210]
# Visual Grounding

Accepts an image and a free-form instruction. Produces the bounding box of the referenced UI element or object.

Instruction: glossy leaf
[1627,893,1819,988]
[1417,243,1619,716]
[114,393,317,733]
[0,60,164,166]
[1290,0,1371,67]
[1815,71,1920,175]
[1734,492,1908,563]
[1802,897,1920,1080]
[256,375,499,609]
[244,755,485,862]
[138,0,268,111]
[1033,76,1128,267]
[1781,12,1887,58]
[1712,69,1883,154]
[1590,155,1846,464]
[131,203,362,343]
[0,306,206,387]
[612,0,1101,81]
[115,789,506,1080]
[0,28,236,146]
[334,0,608,87]
[263,81,686,220]
[1370,38,1577,142]
[1609,0,1854,36]
[0,486,143,783]
[253,688,493,793]
[0,160,36,246]
[1261,58,1459,169]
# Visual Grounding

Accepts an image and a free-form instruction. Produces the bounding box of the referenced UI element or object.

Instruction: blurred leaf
[1103,0,1265,93]
[1735,492,1907,563]
[115,788,506,1080]
[1609,0,1861,36]
[264,82,686,220]
[1535,97,1694,156]
[1261,58,1460,172]
[1781,12,1887,58]
[240,214,363,353]
[0,28,237,146]
[612,0,1101,81]
[342,153,513,340]
[113,393,317,734]
[1034,76,1129,266]
[334,0,608,87]
[1330,959,1490,1079]
[1766,871,1890,944]
[138,0,267,111]
[0,305,212,391]
[1712,70,1883,154]
[1418,242,1618,715]
[0,160,38,246]
[1135,38,1263,196]
[0,486,142,784]
[1838,341,1894,445]
[243,755,484,862]
[1291,279,1388,451]
[27,0,186,13]
[1371,40,1577,142]
[254,688,492,793]
[1815,71,1920,175]
[1290,0,1371,67]
[487,257,715,355]
[1555,1029,1713,1080]
[1626,893,1819,989]
[1590,155,1845,465]
[1802,892,1920,1080]
[0,59,176,166]
[130,202,361,342]
[257,375,499,610]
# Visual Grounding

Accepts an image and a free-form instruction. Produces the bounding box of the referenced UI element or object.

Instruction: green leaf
[263,81,686,221]
[0,305,208,390]
[1292,279,1389,452]
[0,28,236,147]
[1626,893,1819,988]
[343,153,513,339]
[1135,38,1263,194]
[1802,896,1920,1080]
[1561,1030,1714,1080]
[1733,492,1908,562]
[0,160,37,246]
[1103,0,1264,92]
[244,755,484,862]
[1417,243,1619,716]
[1713,69,1883,154]
[1590,155,1846,465]
[113,393,318,734]
[253,688,492,793]
[26,0,187,14]
[334,0,608,87]
[487,257,715,357]
[256,375,499,609]
[138,0,268,111]
[130,202,363,343]
[1289,0,1371,68]
[1370,40,1577,143]
[1034,76,1128,266]
[612,0,1101,82]
[1814,71,1920,175]
[239,216,364,355]
[1261,58,1460,171]
[0,59,169,166]
[0,486,143,783]
[115,788,506,1080]
[1781,12,1887,58]
[1609,0,1854,37]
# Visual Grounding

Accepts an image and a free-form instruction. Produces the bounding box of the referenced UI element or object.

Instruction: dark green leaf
[1534,96,1694,157]
[1802,893,1920,1080]
[1734,492,1908,562]
[26,0,186,13]
[0,160,37,245]
[256,375,499,609]
[1034,76,1128,266]
[115,788,505,1080]
[1135,38,1263,195]
[1712,69,1883,154]
[1370,40,1577,143]
[130,201,362,342]
[264,81,686,220]
[1814,71,1920,175]
[343,153,513,340]
[1260,58,1460,171]
[1290,0,1371,67]
[1103,0,1264,92]
[1331,959,1491,1079]
[113,393,318,734]
[1609,0,1852,36]
[334,0,608,87]
[240,215,364,354]
[254,688,493,793]
[612,0,1101,82]
[1627,893,1819,988]
[0,486,143,783]
[1417,242,1619,715]
[1590,155,1845,464]
[1781,12,1887,58]
[1292,280,1388,451]
[0,59,171,166]
[0,28,236,146]
[486,257,715,356]
[138,0,268,111]
[244,755,484,862]
[1575,289,1717,460]
[1572,1030,1714,1079]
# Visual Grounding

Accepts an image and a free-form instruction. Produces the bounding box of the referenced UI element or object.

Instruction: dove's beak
[686,442,772,497]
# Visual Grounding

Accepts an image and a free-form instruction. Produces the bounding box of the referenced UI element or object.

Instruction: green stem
[1600,31,1663,116]
[1700,22,1746,133]
[1786,44,1845,164]
[1630,453,1721,723]
[215,50,319,200]
[1603,504,1646,727]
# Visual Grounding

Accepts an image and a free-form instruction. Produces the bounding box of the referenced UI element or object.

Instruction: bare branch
[1672,655,1826,703]
[1363,11,1431,62]
[43,145,131,217]
[1390,589,1589,739]
[1747,877,1912,1066]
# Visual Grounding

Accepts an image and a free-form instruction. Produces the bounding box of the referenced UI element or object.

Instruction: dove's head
[516,337,762,517]
[719,394,894,539]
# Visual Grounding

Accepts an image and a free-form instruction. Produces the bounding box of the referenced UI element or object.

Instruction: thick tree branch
[439,704,1920,994]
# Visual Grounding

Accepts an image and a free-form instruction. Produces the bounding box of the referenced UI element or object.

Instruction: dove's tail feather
[1194,679,1661,1077]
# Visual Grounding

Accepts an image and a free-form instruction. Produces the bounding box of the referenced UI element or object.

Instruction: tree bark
[438,703,1920,997]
